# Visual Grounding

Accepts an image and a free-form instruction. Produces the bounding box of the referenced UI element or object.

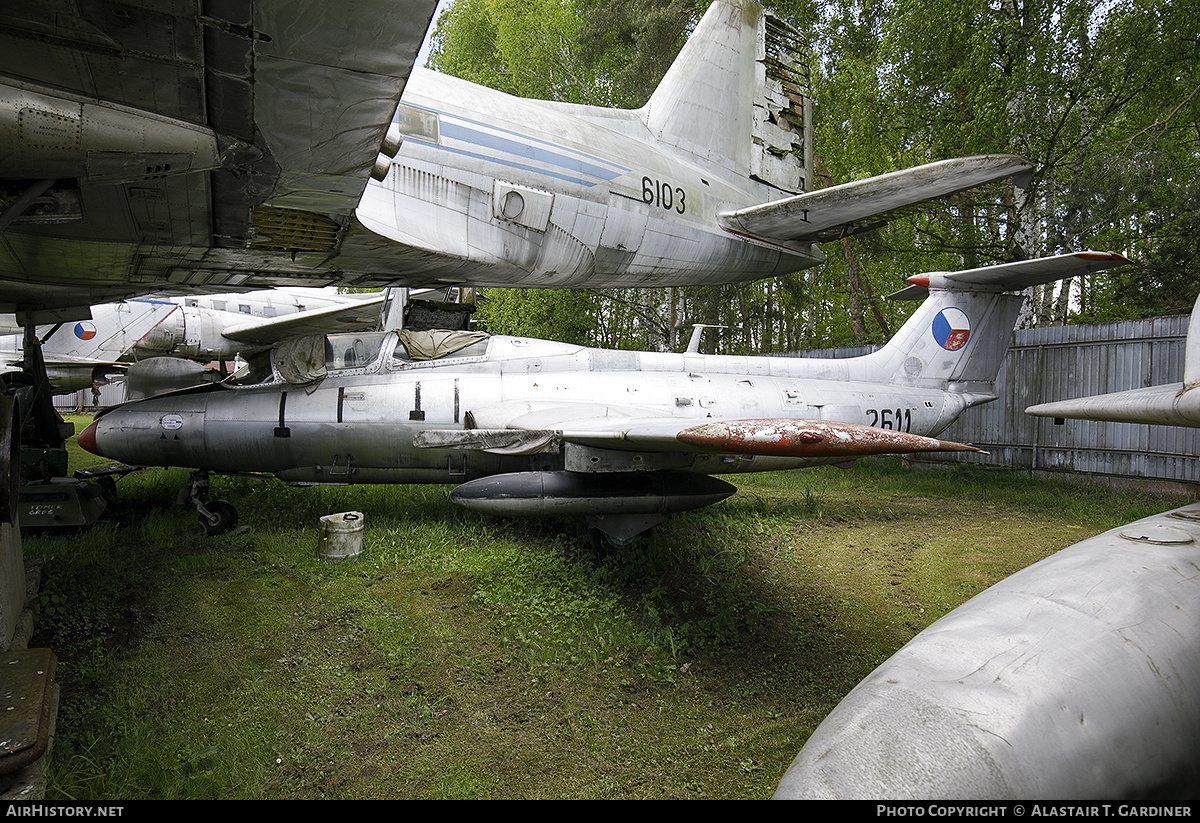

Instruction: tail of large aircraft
[858,252,1131,393]
[641,0,763,185]
[636,0,1033,248]
[641,0,811,195]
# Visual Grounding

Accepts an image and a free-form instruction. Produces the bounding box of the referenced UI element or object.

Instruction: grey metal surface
[774,502,1200,800]
[0,0,1030,319]
[77,253,1126,540]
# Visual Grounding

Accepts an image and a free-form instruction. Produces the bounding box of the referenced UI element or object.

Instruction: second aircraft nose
[77,420,99,455]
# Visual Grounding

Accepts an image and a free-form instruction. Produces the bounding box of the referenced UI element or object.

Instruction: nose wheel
[197,499,238,535]
[184,471,239,536]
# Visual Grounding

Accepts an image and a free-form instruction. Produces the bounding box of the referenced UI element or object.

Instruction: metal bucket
[318,511,363,560]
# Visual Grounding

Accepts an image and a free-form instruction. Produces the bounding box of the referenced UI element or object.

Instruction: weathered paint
[79,252,1125,537]
[675,419,984,458]
[796,312,1200,484]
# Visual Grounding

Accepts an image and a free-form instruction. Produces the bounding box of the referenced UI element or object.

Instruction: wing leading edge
[1026,290,1200,427]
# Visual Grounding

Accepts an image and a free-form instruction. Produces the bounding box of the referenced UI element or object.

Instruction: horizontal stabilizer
[889,251,1132,300]
[717,155,1033,246]
[1027,384,1200,428]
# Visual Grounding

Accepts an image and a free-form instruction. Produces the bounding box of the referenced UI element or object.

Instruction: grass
[26,416,1184,799]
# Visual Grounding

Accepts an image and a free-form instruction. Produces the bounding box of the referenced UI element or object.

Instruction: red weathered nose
[78,420,99,454]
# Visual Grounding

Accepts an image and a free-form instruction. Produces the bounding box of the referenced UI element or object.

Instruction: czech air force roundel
[74,322,96,340]
[932,308,970,351]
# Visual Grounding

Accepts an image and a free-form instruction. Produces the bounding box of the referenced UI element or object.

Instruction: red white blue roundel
[932,308,970,351]
[74,322,96,341]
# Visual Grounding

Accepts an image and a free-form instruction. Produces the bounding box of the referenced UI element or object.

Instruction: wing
[414,402,984,458]
[1026,289,1200,427]
[717,155,1033,247]
[0,0,439,317]
[220,293,385,346]
[1026,384,1200,427]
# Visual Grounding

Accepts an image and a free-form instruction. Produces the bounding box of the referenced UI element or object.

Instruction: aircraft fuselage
[354,69,818,289]
[84,331,969,485]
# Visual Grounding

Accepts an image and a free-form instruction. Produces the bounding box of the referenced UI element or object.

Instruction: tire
[199,499,238,536]
[586,527,639,555]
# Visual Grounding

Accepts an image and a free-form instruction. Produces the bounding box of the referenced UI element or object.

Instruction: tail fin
[640,0,810,194]
[864,288,1024,393]
[862,252,1131,392]
[641,0,760,179]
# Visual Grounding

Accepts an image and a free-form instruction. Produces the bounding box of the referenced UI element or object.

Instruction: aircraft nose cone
[77,420,99,455]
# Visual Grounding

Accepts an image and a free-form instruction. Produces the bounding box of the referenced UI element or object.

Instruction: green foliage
[809,0,1200,328]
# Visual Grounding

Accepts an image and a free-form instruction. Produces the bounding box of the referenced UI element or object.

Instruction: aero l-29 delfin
[0,288,387,395]
[0,0,1030,317]
[80,252,1127,542]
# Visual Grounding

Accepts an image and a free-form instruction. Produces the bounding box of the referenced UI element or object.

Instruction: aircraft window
[185,299,198,307]
[390,330,490,364]
[263,306,276,317]
[227,351,275,386]
[239,304,251,314]
[212,300,226,311]
[395,103,440,143]
[324,332,387,371]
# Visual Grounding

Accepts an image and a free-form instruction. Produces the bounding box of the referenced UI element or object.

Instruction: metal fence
[788,313,1200,485]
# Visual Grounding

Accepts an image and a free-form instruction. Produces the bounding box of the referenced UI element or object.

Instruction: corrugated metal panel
[53,382,126,413]
[936,314,1199,482]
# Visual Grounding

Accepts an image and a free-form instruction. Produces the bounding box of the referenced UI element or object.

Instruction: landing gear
[198,499,238,536]
[587,527,641,555]
[182,471,239,536]
[584,513,663,555]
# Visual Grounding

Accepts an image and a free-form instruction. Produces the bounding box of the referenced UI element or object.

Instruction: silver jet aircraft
[79,252,1127,542]
[0,288,386,395]
[0,0,1030,317]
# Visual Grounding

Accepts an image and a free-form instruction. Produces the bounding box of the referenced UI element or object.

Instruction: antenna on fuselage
[685,324,729,353]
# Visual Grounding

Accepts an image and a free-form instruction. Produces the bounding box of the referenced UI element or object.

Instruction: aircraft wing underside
[717,155,1034,247]
[0,0,438,316]
[220,293,386,345]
